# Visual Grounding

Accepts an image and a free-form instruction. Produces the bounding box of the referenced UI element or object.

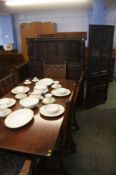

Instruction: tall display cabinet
[20,22,56,61]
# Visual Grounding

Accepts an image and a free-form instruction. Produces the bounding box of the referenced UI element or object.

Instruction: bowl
[45,104,59,114]
[15,86,25,93]
[56,88,66,94]
[19,97,39,108]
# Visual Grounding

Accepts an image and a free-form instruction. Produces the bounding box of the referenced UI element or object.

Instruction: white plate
[40,104,65,117]
[0,98,16,109]
[11,86,30,94]
[19,97,39,108]
[5,108,34,129]
[38,78,54,86]
[15,93,27,100]
[51,84,62,89]
[42,97,56,104]
[51,89,71,97]
[0,108,12,118]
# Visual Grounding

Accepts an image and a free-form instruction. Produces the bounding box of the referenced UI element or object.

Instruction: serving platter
[5,108,34,129]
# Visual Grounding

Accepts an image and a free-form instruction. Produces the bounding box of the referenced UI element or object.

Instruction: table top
[0,79,76,157]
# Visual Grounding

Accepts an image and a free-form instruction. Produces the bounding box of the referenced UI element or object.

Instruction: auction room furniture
[0,79,76,174]
[27,37,85,81]
[85,25,115,109]
[0,53,28,81]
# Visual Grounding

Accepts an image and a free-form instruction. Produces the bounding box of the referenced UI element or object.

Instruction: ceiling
[0,0,93,14]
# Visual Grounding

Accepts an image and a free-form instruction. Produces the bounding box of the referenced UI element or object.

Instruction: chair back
[44,61,66,79]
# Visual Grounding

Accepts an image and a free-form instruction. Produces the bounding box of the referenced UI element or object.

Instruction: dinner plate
[5,108,34,129]
[38,78,54,86]
[11,86,30,94]
[40,104,65,117]
[42,97,56,104]
[19,96,39,108]
[0,108,12,118]
[51,89,71,97]
[0,98,16,109]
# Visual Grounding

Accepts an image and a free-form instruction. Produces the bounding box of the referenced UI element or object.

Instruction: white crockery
[51,88,71,97]
[11,86,30,94]
[40,104,65,117]
[5,108,34,129]
[0,98,11,106]
[55,88,67,94]
[38,78,54,86]
[0,108,12,118]
[0,98,16,109]
[45,104,59,114]
[19,97,39,108]
[15,93,27,100]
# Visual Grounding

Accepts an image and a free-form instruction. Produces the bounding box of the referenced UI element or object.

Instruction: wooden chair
[19,160,32,175]
[44,62,66,79]
[0,70,20,97]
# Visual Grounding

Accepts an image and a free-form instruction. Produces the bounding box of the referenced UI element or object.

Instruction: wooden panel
[27,37,85,80]
[44,63,66,79]
[42,22,56,34]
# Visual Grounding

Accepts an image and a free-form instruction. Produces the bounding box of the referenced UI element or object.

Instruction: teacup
[45,93,52,103]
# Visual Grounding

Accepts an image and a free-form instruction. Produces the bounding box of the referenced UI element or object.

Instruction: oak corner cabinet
[27,37,85,80]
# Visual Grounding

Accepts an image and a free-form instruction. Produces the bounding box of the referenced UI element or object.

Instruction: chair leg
[59,144,70,175]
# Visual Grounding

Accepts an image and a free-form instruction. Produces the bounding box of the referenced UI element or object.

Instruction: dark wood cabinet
[85,25,115,109]
[27,37,85,80]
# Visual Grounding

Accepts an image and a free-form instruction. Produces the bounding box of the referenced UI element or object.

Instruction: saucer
[0,108,12,118]
[15,93,27,100]
[40,104,65,117]
[42,97,56,104]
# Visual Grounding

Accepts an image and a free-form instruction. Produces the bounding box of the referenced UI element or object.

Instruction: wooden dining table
[0,79,76,159]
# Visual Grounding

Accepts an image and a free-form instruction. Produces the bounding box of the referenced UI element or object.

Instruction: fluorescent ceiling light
[6,0,88,6]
